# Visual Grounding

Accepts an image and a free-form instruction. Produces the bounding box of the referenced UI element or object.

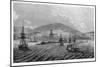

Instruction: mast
[18,21,29,51]
[20,25,27,47]
[59,34,64,46]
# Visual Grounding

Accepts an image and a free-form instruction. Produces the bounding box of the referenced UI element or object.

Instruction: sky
[12,1,95,33]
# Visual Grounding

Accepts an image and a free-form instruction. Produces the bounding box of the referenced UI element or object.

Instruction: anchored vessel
[18,24,30,51]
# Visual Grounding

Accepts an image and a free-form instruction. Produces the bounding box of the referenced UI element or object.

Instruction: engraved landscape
[12,1,95,63]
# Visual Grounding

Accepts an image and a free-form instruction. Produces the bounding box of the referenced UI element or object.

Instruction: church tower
[49,29,54,38]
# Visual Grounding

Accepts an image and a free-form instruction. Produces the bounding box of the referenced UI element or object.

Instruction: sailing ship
[18,24,30,51]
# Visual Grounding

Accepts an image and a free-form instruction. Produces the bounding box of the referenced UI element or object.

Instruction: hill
[32,23,81,34]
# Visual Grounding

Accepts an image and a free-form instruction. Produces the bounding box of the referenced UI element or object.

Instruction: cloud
[13,1,95,33]
[24,20,32,25]
[25,25,37,29]
[51,5,94,32]
[13,10,19,21]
